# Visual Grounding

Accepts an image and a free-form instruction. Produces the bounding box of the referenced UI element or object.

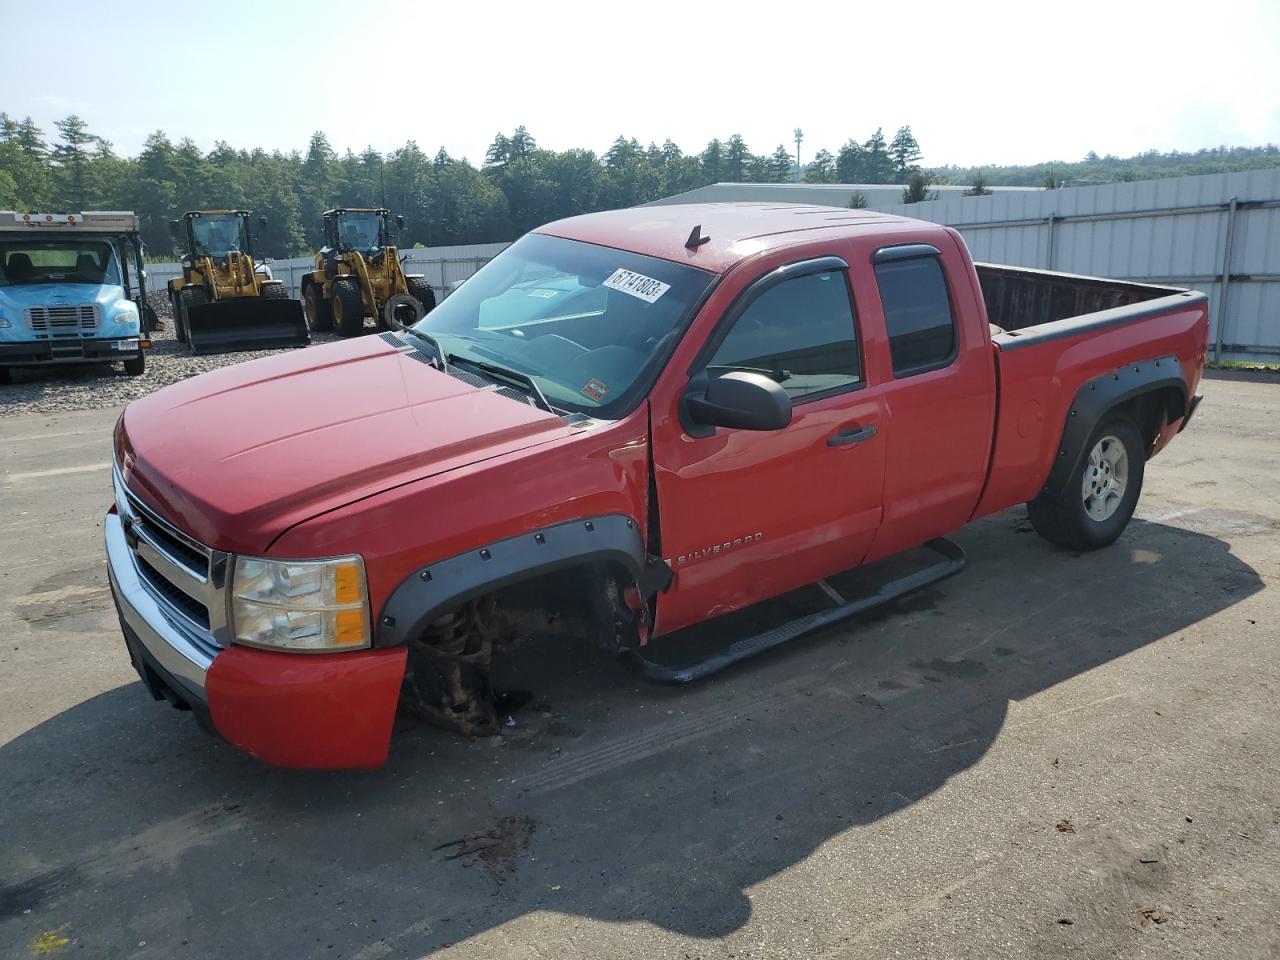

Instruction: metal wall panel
[873,168,1280,361]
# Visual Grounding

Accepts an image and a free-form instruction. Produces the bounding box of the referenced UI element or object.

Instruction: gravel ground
[0,297,357,417]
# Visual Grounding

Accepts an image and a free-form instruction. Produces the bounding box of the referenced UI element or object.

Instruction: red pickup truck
[105,203,1208,769]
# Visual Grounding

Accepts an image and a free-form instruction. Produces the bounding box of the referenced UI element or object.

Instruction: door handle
[827,424,878,447]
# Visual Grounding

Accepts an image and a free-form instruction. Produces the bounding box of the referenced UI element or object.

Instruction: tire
[260,281,288,300]
[0,367,11,386]
[177,286,207,345]
[331,277,366,337]
[123,353,145,376]
[1028,414,1145,551]
[406,275,437,316]
[303,283,333,331]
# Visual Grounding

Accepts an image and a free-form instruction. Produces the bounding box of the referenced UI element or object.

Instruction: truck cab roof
[534,202,930,274]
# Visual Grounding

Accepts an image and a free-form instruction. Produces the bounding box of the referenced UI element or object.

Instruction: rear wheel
[177,287,208,345]
[406,276,437,316]
[0,367,11,386]
[303,283,333,332]
[123,353,145,376]
[1028,414,1145,551]
[331,277,365,337]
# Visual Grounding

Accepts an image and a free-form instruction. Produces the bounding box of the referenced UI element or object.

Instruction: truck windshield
[411,233,715,418]
[190,215,246,257]
[0,239,121,286]
[336,213,382,251]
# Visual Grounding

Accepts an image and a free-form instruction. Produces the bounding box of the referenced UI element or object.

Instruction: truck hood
[119,335,572,554]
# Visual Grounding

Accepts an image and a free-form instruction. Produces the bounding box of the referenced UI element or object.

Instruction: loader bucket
[185,298,310,355]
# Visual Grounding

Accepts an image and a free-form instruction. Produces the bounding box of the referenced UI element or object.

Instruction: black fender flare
[1039,354,1187,498]
[375,514,647,647]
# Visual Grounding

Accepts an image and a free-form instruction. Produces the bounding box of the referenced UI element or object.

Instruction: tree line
[0,114,929,258]
[3,113,1276,259]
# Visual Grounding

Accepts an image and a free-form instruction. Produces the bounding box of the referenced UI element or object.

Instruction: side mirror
[683,371,792,435]
[168,219,180,236]
[258,215,268,227]
[395,214,406,229]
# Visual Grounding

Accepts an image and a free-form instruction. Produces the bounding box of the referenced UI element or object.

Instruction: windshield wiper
[401,327,449,372]
[449,355,554,414]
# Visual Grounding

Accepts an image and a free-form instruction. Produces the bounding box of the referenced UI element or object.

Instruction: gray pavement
[1,372,1278,959]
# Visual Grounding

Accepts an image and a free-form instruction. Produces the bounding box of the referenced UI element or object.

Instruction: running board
[619,537,967,685]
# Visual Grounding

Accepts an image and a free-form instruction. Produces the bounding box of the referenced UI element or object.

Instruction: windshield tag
[581,378,609,402]
[603,268,670,304]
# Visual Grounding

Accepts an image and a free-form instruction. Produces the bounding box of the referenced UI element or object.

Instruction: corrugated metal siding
[872,168,1280,361]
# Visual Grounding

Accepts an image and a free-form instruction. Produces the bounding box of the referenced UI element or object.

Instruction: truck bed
[976,262,1186,340]
[971,261,1209,521]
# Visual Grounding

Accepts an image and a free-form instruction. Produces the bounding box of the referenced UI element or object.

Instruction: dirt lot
[0,297,350,417]
[1,369,1278,959]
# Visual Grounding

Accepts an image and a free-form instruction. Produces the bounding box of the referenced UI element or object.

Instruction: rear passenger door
[651,257,889,635]
[860,242,996,562]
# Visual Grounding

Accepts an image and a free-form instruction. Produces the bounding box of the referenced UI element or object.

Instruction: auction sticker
[581,378,609,401]
[602,268,670,303]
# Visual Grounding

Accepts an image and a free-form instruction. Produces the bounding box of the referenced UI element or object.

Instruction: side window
[707,270,861,401]
[874,255,957,376]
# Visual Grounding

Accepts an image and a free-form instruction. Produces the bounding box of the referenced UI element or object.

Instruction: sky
[3,0,1278,169]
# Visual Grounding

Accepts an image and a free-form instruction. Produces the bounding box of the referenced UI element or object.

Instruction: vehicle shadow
[0,511,1264,957]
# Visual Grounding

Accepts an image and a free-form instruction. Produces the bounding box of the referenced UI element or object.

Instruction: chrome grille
[113,466,229,651]
[25,304,99,335]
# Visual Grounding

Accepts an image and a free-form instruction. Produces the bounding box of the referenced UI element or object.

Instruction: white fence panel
[872,168,1280,362]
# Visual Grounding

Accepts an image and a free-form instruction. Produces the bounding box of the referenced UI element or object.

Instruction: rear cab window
[873,251,957,376]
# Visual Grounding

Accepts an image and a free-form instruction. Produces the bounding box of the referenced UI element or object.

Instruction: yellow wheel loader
[166,210,309,354]
[301,208,436,337]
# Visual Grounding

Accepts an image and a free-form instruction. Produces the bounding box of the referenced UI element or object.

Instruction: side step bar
[619,537,967,685]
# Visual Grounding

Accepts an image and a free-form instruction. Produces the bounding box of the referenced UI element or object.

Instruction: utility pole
[794,128,804,182]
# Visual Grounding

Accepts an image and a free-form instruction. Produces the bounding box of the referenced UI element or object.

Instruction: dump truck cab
[166,210,308,355]
[0,210,151,383]
[302,207,436,337]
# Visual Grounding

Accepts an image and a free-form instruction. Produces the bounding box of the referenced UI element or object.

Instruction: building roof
[647,181,1042,210]
[536,202,922,274]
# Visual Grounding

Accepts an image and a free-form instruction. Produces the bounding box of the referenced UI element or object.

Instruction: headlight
[231,555,370,651]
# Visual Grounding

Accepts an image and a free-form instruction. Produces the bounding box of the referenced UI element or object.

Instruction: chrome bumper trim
[106,511,215,701]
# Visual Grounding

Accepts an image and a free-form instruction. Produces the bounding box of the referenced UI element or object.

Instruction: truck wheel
[0,367,10,386]
[303,283,333,332]
[260,281,288,300]
[123,353,145,377]
[331,278,365,337]
[1028,414,1145,551]
[406,276,437,316]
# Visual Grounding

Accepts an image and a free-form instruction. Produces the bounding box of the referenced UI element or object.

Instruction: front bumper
[106,510,407,769]
[1,337,141,365]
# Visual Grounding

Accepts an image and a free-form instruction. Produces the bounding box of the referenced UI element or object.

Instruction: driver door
[651,257,888,635]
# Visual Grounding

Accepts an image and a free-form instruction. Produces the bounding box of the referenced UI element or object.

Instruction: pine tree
[963,172,992,196]
[724,135,749,182]
[902,169,937,203]
[889,125,922,182]
[700,139,724,183]
[863,128,895,183]
[804,148,836,183]
[836,140,866,182]
[484,133,511,169]
[767,145,794,182]
[52,115,99,208]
